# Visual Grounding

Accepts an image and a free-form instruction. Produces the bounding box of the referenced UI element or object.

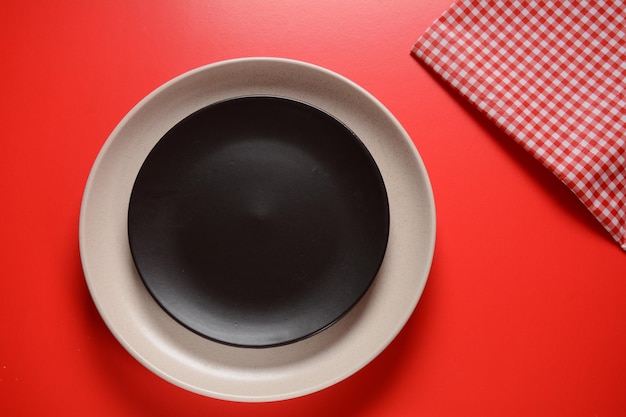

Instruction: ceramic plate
[128,95,390,348]
[79,57,435,402]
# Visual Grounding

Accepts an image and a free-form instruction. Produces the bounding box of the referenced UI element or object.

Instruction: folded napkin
[412,1,625,251]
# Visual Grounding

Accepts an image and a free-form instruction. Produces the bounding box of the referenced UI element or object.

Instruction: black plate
[128,96,389,348]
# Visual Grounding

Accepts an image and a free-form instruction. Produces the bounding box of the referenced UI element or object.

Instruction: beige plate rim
[79,57,436,402]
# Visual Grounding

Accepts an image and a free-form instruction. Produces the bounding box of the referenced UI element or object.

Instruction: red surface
[1,1,625,416]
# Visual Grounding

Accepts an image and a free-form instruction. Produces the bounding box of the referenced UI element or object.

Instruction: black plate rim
[127,94,390,348]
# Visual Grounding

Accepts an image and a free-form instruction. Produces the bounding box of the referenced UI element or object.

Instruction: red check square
[413,1,625,250]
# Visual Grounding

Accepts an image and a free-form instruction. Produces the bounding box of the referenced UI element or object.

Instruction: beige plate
[79,57,436,402]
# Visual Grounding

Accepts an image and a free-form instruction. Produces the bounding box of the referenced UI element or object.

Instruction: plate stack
[79,58,435,401]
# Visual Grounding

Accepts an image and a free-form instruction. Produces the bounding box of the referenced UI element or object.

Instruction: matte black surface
[128,96,389,348]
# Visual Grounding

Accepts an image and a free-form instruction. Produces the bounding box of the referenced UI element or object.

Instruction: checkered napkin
[412,1,626,251]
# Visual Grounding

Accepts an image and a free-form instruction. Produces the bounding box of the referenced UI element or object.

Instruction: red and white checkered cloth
[412,1,625,251]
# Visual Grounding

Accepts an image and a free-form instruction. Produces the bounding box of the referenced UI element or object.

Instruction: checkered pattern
[412,1,626,251]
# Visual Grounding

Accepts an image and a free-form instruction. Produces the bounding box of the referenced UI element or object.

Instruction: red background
[2,1,625,416]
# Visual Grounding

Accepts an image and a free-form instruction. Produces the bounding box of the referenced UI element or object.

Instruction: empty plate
[128,96,389,347]
[79,58,435,401]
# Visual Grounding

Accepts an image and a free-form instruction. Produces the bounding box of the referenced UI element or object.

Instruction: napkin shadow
[414,58,612,244]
